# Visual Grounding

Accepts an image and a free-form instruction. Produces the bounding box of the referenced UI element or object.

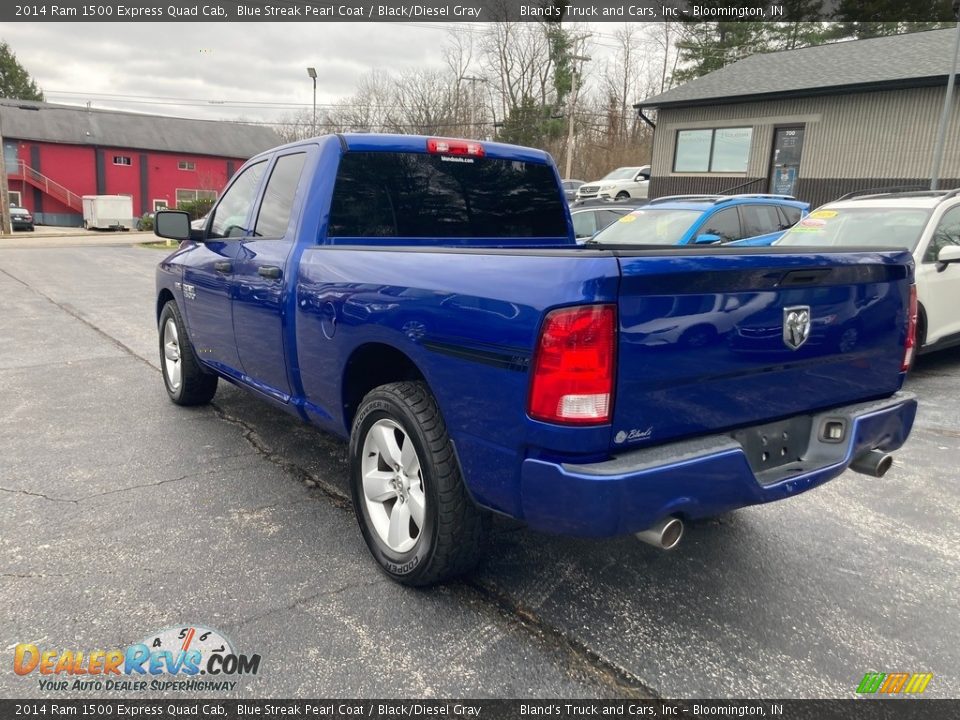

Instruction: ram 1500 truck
[154,134,918,586]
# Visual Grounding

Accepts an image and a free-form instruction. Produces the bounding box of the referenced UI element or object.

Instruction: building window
[113,155,132,166]
[153,199,168,212]
[175,188,217,205]
[178,160,196,171]
[8,191,21,206]
[674,127,752,173]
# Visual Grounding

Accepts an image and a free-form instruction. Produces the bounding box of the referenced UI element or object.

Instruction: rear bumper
[519,392,917,537]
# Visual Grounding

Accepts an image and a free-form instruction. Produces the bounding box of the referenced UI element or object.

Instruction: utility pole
[0,108,11,235]
[564,53,591,181]
[462,75,487,138]
[931,1,960,190]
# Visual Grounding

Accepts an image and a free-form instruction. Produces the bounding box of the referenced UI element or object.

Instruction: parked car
[589,194,809,246]
[576,165,650,201]
[562,179,585,202]
[9,206,34,231]
[136,212,155,231]
[153,134,916,586]
[773,189,960,359]
[570,199,646,241]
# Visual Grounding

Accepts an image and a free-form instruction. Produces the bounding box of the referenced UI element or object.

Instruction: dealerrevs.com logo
[13,625,260,692]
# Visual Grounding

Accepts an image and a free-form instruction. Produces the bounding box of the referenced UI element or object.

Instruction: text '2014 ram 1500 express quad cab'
[154,134,918,586]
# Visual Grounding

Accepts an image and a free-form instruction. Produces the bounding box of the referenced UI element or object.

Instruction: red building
[1,100,281,226]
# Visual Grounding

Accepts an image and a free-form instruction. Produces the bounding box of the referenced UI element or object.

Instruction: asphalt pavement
[1,235,958,699]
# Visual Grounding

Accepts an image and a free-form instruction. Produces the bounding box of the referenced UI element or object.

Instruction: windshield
[591,208,703,246]
[602,167,641,181]
[777,207,931,250]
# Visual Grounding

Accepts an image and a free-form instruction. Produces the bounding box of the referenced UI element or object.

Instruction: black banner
[2,0,959,23]
[1,699,958,720]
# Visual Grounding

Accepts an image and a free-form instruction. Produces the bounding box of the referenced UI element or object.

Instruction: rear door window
[254,153,307,238]
[741,204,784,237]
[780,205,802,226]
[328,152,567,239]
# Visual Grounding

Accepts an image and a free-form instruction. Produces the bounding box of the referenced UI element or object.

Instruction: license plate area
[731,416,813,479]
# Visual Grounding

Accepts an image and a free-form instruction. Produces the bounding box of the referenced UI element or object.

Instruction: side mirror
[639,173,650,181]
[154,210,191,242]
[694,233,722,245]
[936,244,960,272]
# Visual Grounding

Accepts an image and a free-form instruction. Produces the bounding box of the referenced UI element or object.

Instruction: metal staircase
[9,160,83,212]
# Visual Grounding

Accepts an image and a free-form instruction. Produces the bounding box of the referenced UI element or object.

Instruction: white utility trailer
[82,195,133,231]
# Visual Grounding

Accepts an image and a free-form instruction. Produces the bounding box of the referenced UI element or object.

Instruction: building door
[3,141,17,172]
[769,127,804,196]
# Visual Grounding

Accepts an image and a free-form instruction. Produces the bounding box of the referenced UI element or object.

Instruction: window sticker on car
[619,214,638,223]
[793,217,829,232]
[810,210,838,219]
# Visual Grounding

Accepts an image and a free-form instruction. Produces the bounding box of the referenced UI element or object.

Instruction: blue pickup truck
[154,134,918,586]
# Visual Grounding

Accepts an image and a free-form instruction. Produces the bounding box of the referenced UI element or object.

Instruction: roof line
[634,75,950,110]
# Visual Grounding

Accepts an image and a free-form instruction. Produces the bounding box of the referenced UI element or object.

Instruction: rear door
[231,150,309,401]
[181,159,267,376]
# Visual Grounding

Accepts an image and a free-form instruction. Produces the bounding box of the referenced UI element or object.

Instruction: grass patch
[139,241,180,251]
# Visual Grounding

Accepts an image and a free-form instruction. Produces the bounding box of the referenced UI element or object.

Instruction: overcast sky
[5,22,623,127]
[5,23,468,124]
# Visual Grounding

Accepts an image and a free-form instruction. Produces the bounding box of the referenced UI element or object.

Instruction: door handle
[214,261,232,273]
[258,266,283,280]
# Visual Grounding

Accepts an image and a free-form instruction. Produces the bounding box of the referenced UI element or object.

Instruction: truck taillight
[528,305,616,425]
[902,284,918,372]
[426,138,485,157]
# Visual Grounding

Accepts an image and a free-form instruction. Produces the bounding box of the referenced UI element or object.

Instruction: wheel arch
[917,301,928,347]
[157,289,176,323]
[341,343,428,430]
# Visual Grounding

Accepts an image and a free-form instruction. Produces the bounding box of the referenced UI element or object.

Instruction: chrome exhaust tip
[636,516,684,550]
[850,449,894,478]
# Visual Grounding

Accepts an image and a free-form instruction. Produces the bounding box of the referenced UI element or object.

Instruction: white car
[576,165,650,202]
[775,189,960,359]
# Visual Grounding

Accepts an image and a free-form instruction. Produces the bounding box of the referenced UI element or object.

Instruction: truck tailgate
[612,249,912,450]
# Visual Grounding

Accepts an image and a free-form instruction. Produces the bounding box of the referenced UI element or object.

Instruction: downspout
[637,108,656,130]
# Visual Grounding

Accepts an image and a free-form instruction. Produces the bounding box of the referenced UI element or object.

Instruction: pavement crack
[459,578,660,700]
[211,402,352,511]
[2,467,219,505]
[0,265,155,370]
[0,487,78,504]
[229,579,387,631]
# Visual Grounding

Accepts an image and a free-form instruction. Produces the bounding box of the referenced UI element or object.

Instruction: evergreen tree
[0,41,43,101]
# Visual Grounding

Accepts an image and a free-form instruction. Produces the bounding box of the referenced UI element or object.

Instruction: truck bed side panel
[294,248,621,515]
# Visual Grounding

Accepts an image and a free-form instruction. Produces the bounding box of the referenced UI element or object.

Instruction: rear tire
[349,381,487,586]
[158,300,218,406]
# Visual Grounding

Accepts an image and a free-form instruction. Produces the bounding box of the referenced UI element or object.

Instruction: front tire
[349,381,486,586]
[158,300,218,405]
[615,191,631,200]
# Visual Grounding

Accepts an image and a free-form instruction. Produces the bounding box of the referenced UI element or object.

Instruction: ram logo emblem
[783,306,811,350]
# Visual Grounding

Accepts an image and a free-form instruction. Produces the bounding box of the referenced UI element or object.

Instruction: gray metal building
[636,29,960,208]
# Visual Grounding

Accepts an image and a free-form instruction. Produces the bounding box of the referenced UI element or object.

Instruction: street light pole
[930,2,960,190]
[306,67,318,138]
[564,54,591,181]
